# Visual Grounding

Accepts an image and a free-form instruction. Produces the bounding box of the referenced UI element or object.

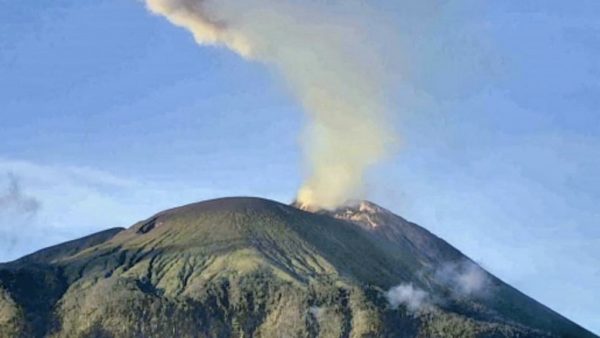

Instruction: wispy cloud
[0,158,226,262]
[0,159,136,189]
[0,173,41,257]
[0,173,41,215]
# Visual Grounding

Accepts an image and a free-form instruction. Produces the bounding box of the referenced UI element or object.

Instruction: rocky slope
[0,197,595,337]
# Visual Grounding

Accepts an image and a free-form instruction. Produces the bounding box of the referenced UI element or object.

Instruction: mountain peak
[291,199,394,229]
[328,200,391,229]
[0,196,595,338]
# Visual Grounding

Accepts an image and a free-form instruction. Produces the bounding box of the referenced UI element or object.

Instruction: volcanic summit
[0,197,595,337]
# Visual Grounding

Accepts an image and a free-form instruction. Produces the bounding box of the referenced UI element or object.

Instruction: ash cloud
[385,283,430,313]
[145,0,397,210]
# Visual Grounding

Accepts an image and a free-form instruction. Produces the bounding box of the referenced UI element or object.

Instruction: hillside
[0,197,595,337]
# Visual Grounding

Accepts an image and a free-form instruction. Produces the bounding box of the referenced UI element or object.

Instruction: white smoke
[385,261,491,313]
[145,0,397,209]
[385,283,430,312]
[435,260,490,296]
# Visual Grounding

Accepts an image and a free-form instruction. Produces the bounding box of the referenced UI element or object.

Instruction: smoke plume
[385,283,430,312]
[145,0,396,209]
[435,260,490,297]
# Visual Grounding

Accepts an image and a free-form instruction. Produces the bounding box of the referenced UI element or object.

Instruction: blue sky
[1,0,599,333]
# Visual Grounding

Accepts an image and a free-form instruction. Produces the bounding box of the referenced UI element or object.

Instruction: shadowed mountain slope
[0,197,595,337]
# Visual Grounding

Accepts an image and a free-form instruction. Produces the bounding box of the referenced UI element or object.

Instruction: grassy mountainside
[0,197,595,337]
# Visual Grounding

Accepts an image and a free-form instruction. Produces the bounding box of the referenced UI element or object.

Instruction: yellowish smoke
[146,0,395,209]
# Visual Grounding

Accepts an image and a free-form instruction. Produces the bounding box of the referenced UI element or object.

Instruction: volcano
[0,197,595,337]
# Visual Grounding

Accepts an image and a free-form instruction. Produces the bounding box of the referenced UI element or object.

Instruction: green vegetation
[0,197,595,337]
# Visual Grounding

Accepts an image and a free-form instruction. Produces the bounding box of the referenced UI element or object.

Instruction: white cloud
[385,261,490,314]
[0,173,42,257]
[0,158,225,262]
[385,283,430,312]
[0,173,40,215]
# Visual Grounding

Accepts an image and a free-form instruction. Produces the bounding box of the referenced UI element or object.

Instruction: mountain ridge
[0,196,595,337]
